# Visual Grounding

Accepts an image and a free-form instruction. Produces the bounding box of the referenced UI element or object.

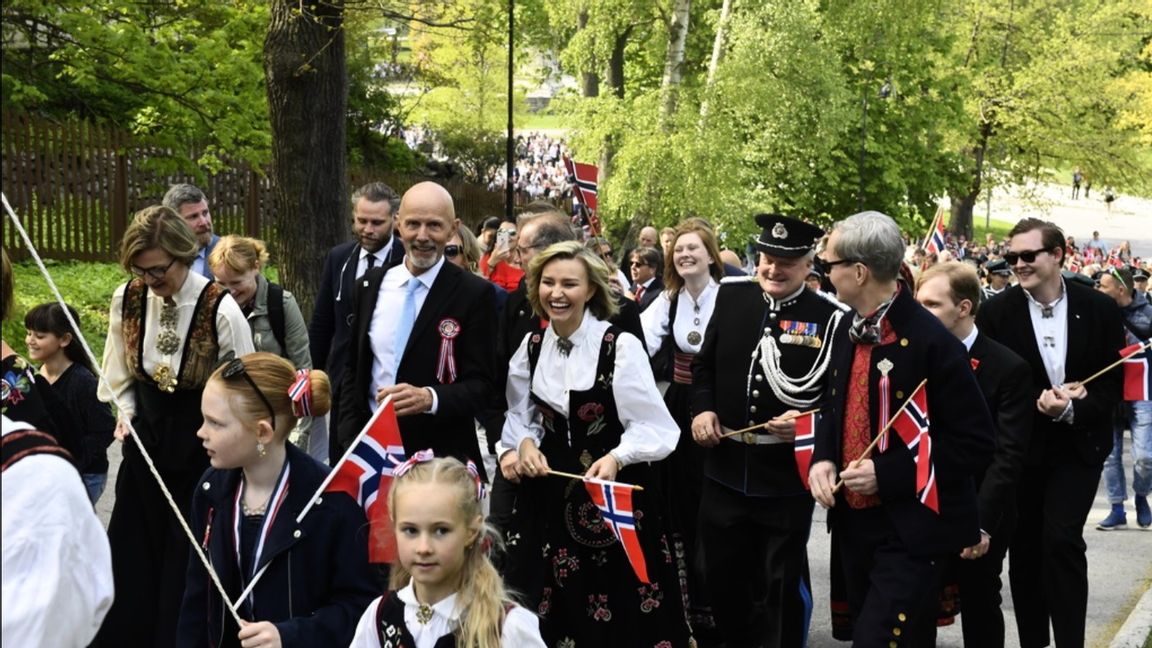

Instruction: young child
[350,455,544,648]
[24,302,116,503]
[177,352,376,647]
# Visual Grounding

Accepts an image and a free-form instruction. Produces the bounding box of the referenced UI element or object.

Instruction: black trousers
[1009,448,1102,648]
[699,478,814,648]
[957,498,1017,648]
[836,507,942,648]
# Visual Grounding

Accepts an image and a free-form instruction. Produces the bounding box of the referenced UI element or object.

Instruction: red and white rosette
[436,318,461,384]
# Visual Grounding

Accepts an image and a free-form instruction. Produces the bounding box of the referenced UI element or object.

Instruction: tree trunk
[606,27,630,99]
[950,122,991,240]
[263,0,348,320]
[699,0,732,122]
[578,10,599,97]
[660,0,691,128]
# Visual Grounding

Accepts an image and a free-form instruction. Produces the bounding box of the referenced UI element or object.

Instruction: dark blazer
[975,281,1125,465]
[812,287,995,556]
[969,331,1034,536]
[633,276,664,313]
[177,444,376,648]
[309,238,406,391]
[338,260,496,478]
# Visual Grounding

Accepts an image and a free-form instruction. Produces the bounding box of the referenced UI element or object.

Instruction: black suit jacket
[975,281,1125,466]
[813,287,995,556]
[969,331,1034,536]
[309,238,405,392]
[337,260,497,478]
[633,276,664,313]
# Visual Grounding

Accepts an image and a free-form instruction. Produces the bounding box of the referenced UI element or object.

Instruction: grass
[969,217,1017,243]
[518,110,568,132]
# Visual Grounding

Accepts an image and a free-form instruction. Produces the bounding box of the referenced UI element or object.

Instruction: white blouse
[640,280,720,357]
[348,583,545,648]
[98,271,253,418]
[501,313,679,466]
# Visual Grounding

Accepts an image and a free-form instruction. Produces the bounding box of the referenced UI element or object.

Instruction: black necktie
[364,254,377,275]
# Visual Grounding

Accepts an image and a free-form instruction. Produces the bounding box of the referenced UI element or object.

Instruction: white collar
[1023,278,1067,317]
[961,324,979,351]
[397,582,461,624]
[547,308,596,347]
[359,239,393,262]
[393,255,447,291]
[165,271,208,306]
[763,284,806,311]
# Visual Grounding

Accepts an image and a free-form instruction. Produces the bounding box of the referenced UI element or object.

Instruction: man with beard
[337,182,496,474]
[162,184,219,280]
[310,182,405,461]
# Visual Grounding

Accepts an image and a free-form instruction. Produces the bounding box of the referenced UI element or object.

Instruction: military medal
[779,320,820,347]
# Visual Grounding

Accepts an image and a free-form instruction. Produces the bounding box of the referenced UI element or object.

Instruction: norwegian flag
[1107,252,1126,269]
[887,382,939,513]
[325,398,406,563]
[922,207,947,255]
[585,478,650,583]
[563,156,602,235]
[793,411,818,489]
[1121,341,1152,402]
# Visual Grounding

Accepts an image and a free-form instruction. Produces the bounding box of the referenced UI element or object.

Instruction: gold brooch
[153,364,178,393]
[415,603,434,625]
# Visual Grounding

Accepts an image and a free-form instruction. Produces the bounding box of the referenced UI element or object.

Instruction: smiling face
[629,253,655,284]
[131,247,189,299]
[539,257,595,338]
[24,329,68,363]
[672,232,711,281]
[1008,229,1062,293]
[212,264,260,309]
[394,482,479,604]
[757,251,809,300]
[196,380,260,470]
[398,185,459,275]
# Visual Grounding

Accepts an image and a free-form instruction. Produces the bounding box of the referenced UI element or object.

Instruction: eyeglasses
[515,242,542,257]
[444,244,461,259]
[130,257,178,280]
[1003,247,1053,266]
[814,256,858,274]
[221,358,276,431]
[630,261,649,268]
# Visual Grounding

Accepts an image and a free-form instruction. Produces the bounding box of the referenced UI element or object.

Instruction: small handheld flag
[887,382,938,513]
[793,411,818,489]
[585,478,650,583]
[1121,341,1152,401]
[563,156,601,236]
[325,398,407,563]
[923,207,947,256]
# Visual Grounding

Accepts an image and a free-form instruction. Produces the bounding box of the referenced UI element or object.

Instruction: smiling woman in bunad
[177,352,376,648]
[638,218,725,640]
[502,241,692,647]
[93,206,255,647]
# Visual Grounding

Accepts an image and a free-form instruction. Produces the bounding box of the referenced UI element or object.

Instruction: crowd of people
[487,133,574,206]
[2,178,1149,648]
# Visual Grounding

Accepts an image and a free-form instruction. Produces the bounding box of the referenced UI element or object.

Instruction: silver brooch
[772,223,788,239]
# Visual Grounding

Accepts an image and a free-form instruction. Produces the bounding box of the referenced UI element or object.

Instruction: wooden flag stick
[832,379,927,493]
[1067,340,1151,390]
[718,408,822,439]
[547,469,645,491]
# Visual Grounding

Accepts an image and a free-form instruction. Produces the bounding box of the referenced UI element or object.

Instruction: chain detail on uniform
[753,307,843,408]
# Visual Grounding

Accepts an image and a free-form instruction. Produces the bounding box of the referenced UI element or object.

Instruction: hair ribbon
[393,448,436,479]
[466,460,487,501]
[288,369,312,417]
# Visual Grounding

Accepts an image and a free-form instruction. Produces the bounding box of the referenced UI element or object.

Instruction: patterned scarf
[848,286,899,345]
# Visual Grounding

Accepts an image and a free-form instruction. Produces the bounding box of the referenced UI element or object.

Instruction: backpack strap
[267,282,288,358]
[2,428,73,472]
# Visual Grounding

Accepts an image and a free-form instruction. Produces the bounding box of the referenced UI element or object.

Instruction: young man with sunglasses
[628,247,664,312]
[976,217,1126,648]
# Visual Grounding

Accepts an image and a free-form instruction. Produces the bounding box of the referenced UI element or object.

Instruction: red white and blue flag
[887,382,938,513]
[563,156,602,235]
[922,207,947,255]
[585,478,650,583]
[325,398,406,563]
[1121,341,1152,402]
[793,411,818,489]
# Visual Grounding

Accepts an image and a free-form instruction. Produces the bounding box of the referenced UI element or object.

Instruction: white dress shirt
[640,280,720,357]
[358,237,395,278]
[1024,282,1069,388]
[98,272,254,418]
[367,257,446,412]
[2,416,114,648]
[348,582,545,648]
[502,313,679,466]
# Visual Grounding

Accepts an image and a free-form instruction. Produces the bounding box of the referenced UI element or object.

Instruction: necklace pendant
[153,364,178,393]
[687,330,702,345]
[416,603,434,625]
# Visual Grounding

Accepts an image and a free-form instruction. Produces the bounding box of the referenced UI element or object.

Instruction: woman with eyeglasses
[94,205,254,647]
[638,220,726,638]
[177,352,376,648]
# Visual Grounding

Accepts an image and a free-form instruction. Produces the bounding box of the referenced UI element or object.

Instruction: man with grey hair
[809,210,994,646]
[162,183,218,279]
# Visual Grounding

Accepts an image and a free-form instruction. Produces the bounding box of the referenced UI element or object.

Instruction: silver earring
[257,442,266,458]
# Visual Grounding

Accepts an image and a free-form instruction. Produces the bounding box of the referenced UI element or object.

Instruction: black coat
[337,260,497,478]
[812,287,996,556]
[633,276,664,313]
[309,238,406,391]
[968,331,1034,536]
[975,281,1125,465]
[177,444,376,647]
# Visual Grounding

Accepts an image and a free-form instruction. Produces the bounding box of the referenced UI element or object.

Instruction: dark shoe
[1096,509,1127,531]
[1136,496,1151,529]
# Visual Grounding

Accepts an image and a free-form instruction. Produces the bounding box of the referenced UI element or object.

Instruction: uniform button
[293,529,302,539]
[316,497,323,506]
[900,338,909,347]
[752,390,760,398]
[893,628,902,636]
[897,613,907,622]
[750,406,758,413]
[831,388,836,396]
[769,312,778,319]
[889,642,898,648]
[896,391,904,399]
[833,369,838,376]
[755,374,763,382]
[202,482,211,491]
[764,327,771,333]
[748,420,755,426]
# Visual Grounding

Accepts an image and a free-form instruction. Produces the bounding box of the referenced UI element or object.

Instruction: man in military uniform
[691,213,848,648]
[983,258,1012,300]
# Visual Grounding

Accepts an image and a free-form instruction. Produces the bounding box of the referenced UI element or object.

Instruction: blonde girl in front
[350,454,544,648]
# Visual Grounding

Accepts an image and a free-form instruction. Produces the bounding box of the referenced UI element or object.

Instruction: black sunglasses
[444,244,461,259]
[814,256,857,274]
[630,261,649,268]
[130,257,178,280]
[221,358,276,430]
[1003,247,1053,266]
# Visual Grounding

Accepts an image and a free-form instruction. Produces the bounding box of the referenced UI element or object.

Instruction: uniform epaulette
[814,289,851,312]
[720,275,758,285]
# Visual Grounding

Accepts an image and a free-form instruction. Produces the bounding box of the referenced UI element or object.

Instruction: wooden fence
[1,112,505,263]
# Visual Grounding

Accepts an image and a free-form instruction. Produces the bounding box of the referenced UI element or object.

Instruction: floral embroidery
[577,401,608,436]
[655,642,673,648]
[638,583,664,613]
[539,587,553,617]
[505,530,521,547]
[1,358,35,413]
[557,638,575,648]
[552,548,579,586]
[587,594,612,622]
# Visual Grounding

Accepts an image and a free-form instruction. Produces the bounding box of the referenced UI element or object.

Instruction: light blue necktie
[394,278,420,373]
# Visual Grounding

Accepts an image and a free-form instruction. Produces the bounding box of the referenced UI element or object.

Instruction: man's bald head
[399,181,456,220]
[639,226,659,249]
